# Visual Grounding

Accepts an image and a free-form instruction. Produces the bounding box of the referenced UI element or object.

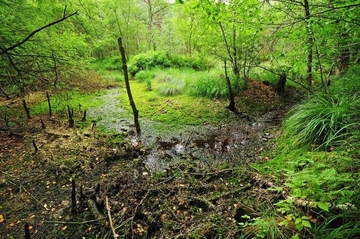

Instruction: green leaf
[318,201,329,212]
[291,235,300,239]
[302,219,311,228]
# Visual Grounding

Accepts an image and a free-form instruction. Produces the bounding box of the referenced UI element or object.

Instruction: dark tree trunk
[275,73,287,97]
[22,99,31,120]
[46,91,52,118]
[68,106,74,128]
[224,61,237,112]
[118,37,141,134]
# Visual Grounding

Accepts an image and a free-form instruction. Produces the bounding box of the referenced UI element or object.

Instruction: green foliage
[0,1,88,95]
[90,56,122,71]
[283,91,360,148]
[171,54,209,71]
[186,71,234,99]
[128,51,172,75]
[315,211,360,239]
[240,214,291,239]
[128,51,210,76]
[134,70,155,82]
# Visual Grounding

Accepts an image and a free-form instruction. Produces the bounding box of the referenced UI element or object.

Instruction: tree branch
[1,7,79,55]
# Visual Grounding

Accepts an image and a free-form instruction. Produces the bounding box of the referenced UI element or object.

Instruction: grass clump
[156,78,185,96]
[134,70,155,82]
[283,92,360,148]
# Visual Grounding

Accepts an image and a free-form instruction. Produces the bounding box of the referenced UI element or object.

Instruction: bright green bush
[90,56,122,71]
[128,51,210,76]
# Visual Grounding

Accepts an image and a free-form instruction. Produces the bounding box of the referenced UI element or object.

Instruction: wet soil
[0,82,301,238]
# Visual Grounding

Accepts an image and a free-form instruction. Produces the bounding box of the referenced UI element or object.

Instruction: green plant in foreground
[240,214,292,239]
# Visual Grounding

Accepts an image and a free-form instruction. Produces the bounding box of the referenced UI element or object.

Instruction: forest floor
[0,80,302,238]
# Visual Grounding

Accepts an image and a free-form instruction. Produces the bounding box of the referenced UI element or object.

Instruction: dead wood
[22,99,31,119]
[106,196,119,238]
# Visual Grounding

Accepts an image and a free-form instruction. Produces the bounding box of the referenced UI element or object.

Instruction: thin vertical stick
[118,37,141,134]
[106,196,119,238]
[46,91,52,117]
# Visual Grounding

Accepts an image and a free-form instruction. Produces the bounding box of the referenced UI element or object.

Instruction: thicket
[253,65,360,239]
[127,51,210,76]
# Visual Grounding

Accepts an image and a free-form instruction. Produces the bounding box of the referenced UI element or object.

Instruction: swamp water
[88,88,277,171]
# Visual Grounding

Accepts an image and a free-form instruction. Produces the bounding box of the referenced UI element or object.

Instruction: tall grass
[156,78,185,96]
[284,93,360,148]
[315,212,360,239]
[185,70,241,99]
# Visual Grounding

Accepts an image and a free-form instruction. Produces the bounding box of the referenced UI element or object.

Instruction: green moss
[120,80,229,127]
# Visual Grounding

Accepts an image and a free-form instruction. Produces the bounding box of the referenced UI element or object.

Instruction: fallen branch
[106,196,119,239]
[43,218,105,225]
[0,170,49,211]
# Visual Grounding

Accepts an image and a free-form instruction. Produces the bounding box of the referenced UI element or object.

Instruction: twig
[184,131,193,149]
[208,184,251,201]
[106,196,119,239]
[131,190,149,239]
[42,218,105,225]
[19,184,49,211]
[188,169,233,177]
[0,171,49,211]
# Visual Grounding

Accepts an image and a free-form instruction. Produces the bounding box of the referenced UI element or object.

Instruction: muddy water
[88,88,279,171]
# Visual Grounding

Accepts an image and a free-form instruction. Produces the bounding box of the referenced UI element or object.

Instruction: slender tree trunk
[304,0,313,88]
[118,37,141,134]
[46,91,52,118]
[22,99,31,120]
[224,61,236,112]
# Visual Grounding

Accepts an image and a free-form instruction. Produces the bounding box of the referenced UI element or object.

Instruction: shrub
[128,51,172,76]
[90,56,122,71]
[128,51,211,76]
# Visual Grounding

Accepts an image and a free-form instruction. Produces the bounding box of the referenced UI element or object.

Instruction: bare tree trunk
[46,91,52,117]
[22,99,31,120]
[224,61,236,112]
[118,37,141,134]
[304,0,313,88]
[68,106,74,128]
